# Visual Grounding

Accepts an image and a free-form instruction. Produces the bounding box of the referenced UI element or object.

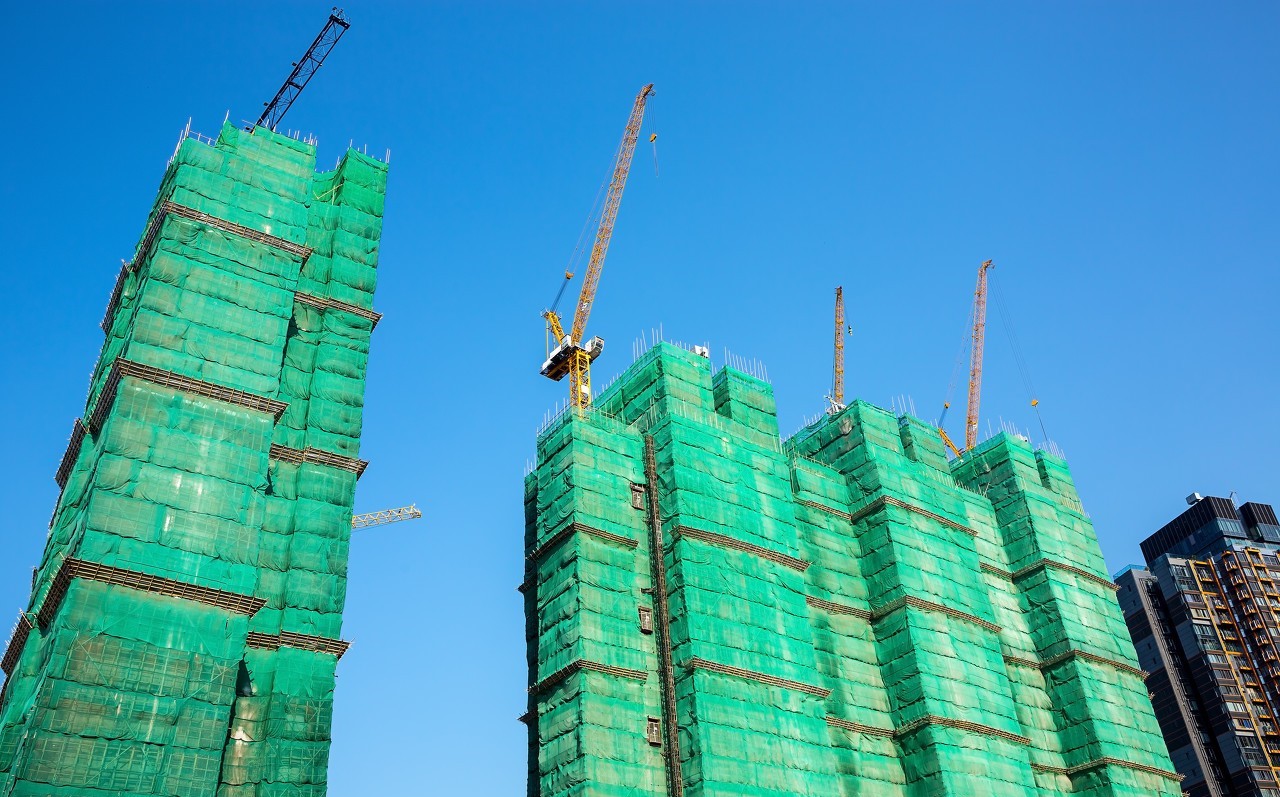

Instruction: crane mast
[828,286,846,413]
[541,84,655,410]
[964,260,994,450]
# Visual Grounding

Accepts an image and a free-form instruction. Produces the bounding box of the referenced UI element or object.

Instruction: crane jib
[541,84,654,412]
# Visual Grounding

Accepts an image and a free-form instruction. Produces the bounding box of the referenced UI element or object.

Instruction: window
[1209,653,1229,665]
[1239,735,1268,767]
[1173,564,1192,578]
[1226,701,1248,714]
[1237,717,1256,730]
[1195,624,1223,650]
[1192,608,1212,619]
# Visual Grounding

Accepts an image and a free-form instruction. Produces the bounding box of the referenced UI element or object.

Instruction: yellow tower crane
[937,259,994,457]
[541,83,655,410]
[827,286,847,413]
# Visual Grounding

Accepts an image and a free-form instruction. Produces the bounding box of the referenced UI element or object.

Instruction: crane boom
[252,9,350,132]
[570,83,654,343]
[541,83,655,410]
[964,260,994,450]
[351,504,422,530]
[828,286,846,413]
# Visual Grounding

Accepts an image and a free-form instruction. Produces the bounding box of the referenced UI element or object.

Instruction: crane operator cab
[540,334,605,381]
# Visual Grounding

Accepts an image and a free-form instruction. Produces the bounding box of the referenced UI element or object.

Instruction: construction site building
[1117,496,1280,797]
[524,341,1182,796]
[0,122,387,796]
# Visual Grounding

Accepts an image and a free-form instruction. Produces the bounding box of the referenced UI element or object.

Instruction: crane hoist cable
[648,100,660,177]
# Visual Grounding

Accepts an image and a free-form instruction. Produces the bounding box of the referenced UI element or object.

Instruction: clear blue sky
[2,2,1277,793]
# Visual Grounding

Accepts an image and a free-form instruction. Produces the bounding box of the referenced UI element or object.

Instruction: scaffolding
[0,121,387,796]
[523,342,1183,797]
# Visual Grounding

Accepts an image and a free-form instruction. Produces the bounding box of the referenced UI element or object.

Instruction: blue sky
[2,2,1278,793]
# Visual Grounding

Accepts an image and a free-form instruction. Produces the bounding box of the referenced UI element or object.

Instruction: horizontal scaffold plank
[2,557,265,678]
[683,657,830,698]
[528,521,638,562]
[848,494,978,537]
[269,443,368,477]
[295,292,383,328]
[53,419,87,490]
[1003,649,1147,679]
[163,201,312,260]
[530,659,648,694]
[246,630,351,658]
[103,201,314,335]
[673,526,809,572]
[1031,757,1183,783]
[89,359,288,433]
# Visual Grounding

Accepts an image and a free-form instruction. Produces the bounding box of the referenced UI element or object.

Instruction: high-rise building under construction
[0,123,387,795]
[1117,496,1280,797]
[524,341,1183,796]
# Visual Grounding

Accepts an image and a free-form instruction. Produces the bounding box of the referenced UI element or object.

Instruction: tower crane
[965,260,994,449]
[351,504,422,530]
[250,8,351,132]
[827,286,847,413]
[936,259,994,457]
[541,84,655,410]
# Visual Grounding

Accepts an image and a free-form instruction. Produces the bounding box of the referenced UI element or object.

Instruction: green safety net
[524,342,1182,797]
[0,123,387,797]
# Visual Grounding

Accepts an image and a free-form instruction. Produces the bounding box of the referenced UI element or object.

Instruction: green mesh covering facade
[0,122,387,797]
[524,342,1182,797]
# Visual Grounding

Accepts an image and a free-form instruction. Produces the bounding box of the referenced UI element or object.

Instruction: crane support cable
[991,275,1051,445]
[938,301,974,427]
[569,84,655,343]
[253,9,350,132]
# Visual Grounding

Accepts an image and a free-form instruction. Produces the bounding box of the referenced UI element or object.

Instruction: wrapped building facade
[0,123,387,796]
[524,342,1182,796]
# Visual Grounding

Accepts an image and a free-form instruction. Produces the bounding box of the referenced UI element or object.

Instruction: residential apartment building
[1118,496,1280,797]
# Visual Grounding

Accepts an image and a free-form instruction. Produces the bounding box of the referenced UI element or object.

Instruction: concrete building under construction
[0,122,387,796]
[523,341,1183,796]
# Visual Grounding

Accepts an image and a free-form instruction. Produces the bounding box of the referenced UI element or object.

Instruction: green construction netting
[0,123,386,797]
[524,342,1182,797]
